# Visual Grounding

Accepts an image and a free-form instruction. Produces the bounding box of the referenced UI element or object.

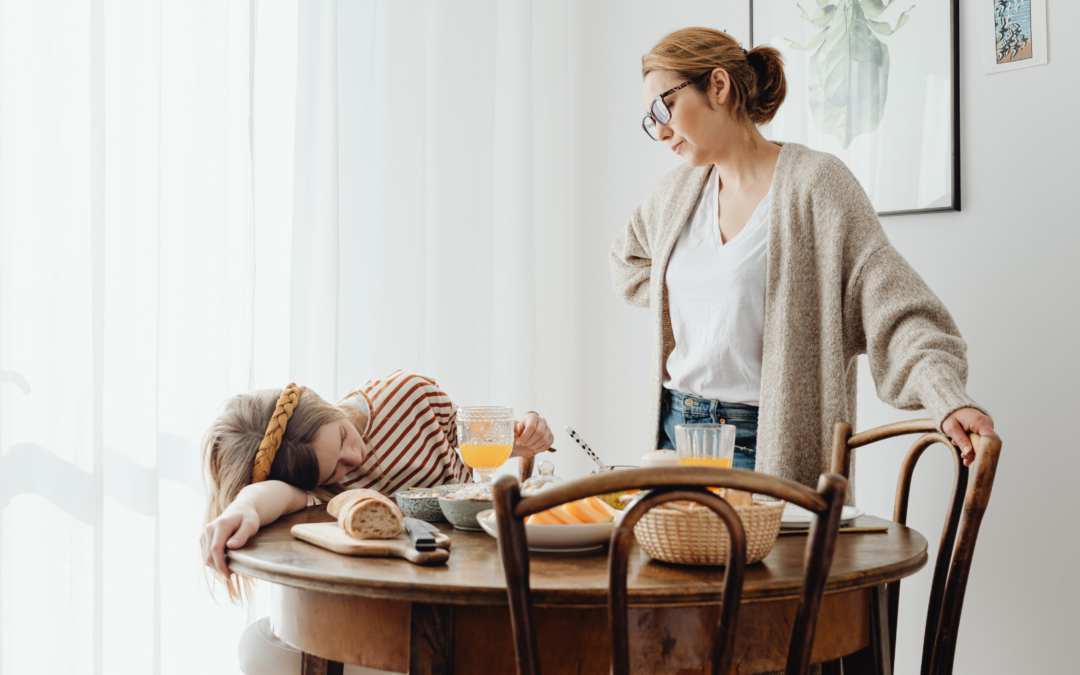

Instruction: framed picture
[983,0,1048,74]
[751,1,960,216]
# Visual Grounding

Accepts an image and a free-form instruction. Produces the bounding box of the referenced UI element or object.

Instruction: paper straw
[564,426,606,471]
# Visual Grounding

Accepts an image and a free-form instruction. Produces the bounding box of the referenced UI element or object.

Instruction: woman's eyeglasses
[642,80,692,141]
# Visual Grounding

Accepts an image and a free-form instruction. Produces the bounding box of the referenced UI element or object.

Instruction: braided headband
[251,384,304,484]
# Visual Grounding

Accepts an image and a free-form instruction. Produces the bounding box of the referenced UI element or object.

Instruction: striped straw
[564,426,606,471]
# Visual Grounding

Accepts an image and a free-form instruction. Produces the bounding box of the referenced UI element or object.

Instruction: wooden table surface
[229,506,927,674]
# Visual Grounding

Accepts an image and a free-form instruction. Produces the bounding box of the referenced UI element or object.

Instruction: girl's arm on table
[200,480,309,578]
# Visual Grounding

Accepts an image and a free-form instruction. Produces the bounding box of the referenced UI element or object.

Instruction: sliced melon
[550,504,587,524]
[526,511,561,525]
[582,496,617,522]
[563,498,609,523]
[527,498,618,525]
[561,500,596,524]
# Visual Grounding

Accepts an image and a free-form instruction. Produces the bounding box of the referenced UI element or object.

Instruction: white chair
[239,616,393,675]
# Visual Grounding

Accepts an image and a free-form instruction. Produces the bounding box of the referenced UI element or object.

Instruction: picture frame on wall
[983,0,1048,74]
[750,0,960,216]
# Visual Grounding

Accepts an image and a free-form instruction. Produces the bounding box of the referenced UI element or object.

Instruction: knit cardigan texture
[610,142,985,497]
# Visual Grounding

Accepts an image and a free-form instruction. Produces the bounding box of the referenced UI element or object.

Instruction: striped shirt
[306,371,470,503]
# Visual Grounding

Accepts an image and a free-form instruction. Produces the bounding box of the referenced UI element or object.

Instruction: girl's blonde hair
[201,387,358,602]
[642,27,787,127]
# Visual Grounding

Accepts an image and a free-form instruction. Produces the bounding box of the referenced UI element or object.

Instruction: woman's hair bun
[642,27,788,127]
[745,45,786,126]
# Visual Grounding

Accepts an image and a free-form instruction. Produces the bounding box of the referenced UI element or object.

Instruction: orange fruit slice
[526,511,561,525]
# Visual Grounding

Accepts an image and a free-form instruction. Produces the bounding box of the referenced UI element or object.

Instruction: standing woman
[610,28,996,490]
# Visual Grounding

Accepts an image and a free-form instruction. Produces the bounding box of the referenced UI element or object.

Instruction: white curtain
[0,1,590,673]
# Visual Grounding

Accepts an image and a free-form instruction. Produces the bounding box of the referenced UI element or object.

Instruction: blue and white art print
[985,0,1048,74]
[751,0,960,215]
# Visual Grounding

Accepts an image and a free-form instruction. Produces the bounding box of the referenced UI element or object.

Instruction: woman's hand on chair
[200,505,260,579]
[942,408,998,467]
[513,412,555,458]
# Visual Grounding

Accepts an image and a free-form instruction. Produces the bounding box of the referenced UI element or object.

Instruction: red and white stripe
[337,371,470,495]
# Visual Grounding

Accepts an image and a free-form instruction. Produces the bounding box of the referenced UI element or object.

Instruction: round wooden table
[229,506,926,675]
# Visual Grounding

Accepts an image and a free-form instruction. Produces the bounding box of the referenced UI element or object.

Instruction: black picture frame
[750,0,961,216]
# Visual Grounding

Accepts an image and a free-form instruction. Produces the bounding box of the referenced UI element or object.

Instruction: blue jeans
[659,389,758,471]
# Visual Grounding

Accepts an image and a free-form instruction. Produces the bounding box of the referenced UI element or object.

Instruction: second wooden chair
[829,421,1001,675]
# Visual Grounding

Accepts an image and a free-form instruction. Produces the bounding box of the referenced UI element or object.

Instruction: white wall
[569,1,1078,672]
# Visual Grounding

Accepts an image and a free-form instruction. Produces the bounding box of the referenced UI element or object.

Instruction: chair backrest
[830,420,1001,675]
[492,467,847,675]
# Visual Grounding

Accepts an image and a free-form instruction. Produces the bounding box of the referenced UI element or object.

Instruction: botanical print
[995,0,1032,64]
[787,0,913,149]
[754,0,957,213]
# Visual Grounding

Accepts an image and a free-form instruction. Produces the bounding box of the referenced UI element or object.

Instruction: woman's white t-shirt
[663,166,770,406]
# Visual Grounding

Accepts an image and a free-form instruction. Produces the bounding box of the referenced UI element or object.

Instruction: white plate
[780,504,864,529]
[476,509,614,553]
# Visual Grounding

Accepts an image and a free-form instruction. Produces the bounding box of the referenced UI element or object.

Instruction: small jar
[521,460,564,493]
[639,449,680,469]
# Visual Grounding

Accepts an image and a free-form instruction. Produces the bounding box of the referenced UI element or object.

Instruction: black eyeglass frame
[641,80,693,141]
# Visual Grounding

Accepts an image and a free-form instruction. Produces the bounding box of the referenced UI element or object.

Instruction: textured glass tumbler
[674,424,736,468]
[456,406,514,483]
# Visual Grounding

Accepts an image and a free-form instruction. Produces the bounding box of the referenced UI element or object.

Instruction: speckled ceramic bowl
[431,483,468,495]
[393,490,446,522]
[437,496,493,531]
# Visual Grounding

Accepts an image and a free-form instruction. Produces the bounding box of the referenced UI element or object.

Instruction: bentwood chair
[492,468,848,675]
[827,420,1001,675]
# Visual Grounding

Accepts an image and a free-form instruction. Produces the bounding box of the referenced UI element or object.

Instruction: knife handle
[407,525,437,551]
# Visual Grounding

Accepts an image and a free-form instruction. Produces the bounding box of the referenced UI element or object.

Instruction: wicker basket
[633,500,786,566]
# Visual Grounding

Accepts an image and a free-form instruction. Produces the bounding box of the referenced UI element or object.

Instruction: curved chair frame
[611,487,746,675]
[830,420,1001,675]
[493,467,847,675]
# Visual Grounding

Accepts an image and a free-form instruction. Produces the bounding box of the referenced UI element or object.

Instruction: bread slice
[327,489,403,540]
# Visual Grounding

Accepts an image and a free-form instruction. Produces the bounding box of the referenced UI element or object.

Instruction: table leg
[841,585,892,675]
[300,653,344,675]
[820,659,843,675]
[410,602,453,675]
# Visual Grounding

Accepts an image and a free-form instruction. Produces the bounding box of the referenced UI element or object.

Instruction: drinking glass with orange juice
[674,423,736,468]
[457,406,515,483]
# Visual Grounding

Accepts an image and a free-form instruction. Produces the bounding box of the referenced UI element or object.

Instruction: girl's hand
[200,504,260,579]
[942,408,998,467]
[514,412,554,459]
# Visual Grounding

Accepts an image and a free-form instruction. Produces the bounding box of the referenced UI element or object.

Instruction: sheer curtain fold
[1,1,589,673]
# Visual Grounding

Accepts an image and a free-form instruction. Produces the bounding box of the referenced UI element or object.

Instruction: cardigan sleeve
[609,205,654,308]
[813,155,988,429]
[847,244,988,428]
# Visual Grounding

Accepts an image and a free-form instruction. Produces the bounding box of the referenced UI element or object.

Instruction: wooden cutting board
[291,522,451,566]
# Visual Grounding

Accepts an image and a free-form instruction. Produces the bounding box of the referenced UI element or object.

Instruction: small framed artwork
[751,1,960,216]
[983,0,1048,74]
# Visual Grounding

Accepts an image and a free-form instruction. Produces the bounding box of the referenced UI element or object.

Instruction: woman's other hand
[200,505,260,579]
[942,408,998,467]
[514,412,554,458]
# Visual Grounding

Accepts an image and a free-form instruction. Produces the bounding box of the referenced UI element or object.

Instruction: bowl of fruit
[476,495,620,553]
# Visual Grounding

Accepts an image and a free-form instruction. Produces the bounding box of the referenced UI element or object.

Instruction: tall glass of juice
[456,406,514,483]
[674,424,736,468]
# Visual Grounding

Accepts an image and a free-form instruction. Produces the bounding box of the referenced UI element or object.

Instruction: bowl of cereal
[437,484,494,531]
[431,483,468,495]
[393,489,446,522]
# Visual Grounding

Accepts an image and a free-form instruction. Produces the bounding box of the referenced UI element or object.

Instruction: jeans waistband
[663,388,759,412]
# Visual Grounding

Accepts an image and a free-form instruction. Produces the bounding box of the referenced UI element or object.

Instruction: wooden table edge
[228,547,928,607]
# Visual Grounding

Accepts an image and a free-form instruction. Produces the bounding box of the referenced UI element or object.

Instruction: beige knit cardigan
[610,142,985,496]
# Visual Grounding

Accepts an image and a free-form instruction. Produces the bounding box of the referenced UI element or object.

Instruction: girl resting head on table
[199,370,554,601]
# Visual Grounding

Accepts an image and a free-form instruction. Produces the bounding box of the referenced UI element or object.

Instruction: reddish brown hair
[642,27,786,126]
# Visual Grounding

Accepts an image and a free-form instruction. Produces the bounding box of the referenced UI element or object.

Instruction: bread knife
[403,517,437,551]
